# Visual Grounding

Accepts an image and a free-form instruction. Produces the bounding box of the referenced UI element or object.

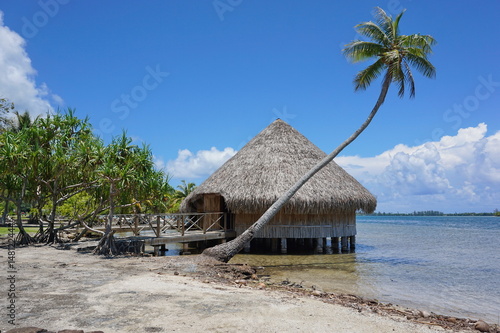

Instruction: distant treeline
[359,210,499,217]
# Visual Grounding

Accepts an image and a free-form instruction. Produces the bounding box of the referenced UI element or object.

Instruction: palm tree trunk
[203,74,392,262]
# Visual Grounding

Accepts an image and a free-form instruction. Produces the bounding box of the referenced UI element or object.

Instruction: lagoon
[231,216,500,323]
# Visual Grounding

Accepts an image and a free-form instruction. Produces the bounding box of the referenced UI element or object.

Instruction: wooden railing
[104,213,227,237]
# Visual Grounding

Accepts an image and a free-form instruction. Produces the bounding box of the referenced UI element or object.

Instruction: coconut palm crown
[343,7,436,98]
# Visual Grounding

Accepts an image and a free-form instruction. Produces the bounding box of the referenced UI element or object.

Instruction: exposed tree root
[35,226,62,244]
[93,230,118,256]
[15,230,35,246]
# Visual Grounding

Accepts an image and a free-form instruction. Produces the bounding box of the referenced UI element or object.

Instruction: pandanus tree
[203,7,436,262]
[93,132,158,255]
[34,110,99,243]
[0,130,35,244]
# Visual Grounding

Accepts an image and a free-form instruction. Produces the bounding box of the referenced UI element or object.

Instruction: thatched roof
[181,119,376,214]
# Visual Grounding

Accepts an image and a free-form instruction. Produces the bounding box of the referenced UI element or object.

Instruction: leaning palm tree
[203,7,436,262]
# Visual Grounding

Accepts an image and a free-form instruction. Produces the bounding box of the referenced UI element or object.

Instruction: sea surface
[230,216,500,323]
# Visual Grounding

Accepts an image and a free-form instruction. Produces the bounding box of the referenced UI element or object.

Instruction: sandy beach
[1,244,495,333]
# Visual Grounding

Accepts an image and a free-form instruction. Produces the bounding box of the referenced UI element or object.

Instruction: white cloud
[166,147,237,179]
[336,123,500,213]
[0,11,60,116]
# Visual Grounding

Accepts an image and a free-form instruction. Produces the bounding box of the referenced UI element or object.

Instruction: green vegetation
[0,226,38,236]
[0,103,193,253]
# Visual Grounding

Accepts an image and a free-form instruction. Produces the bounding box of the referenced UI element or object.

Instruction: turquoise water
[231,216,500,323]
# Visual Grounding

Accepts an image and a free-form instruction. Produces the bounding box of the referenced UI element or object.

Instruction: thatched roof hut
[181,119,376,241]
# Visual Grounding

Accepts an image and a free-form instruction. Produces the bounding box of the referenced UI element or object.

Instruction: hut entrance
[201,194,229,230]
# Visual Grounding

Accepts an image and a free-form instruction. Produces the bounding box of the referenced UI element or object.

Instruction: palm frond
[405,53,436,79]
[403,60,416,98]
[354,21,390,46]
[373,7,393,41]
[343,41,385,62]
[400,34,436,54]
[354,58,385,91]
[391,9,405,40]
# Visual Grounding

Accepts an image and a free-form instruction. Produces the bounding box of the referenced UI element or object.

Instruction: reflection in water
[230,253,378,299]
[229,217,500,323]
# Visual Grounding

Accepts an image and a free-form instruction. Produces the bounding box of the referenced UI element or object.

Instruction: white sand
[1,246,452,333]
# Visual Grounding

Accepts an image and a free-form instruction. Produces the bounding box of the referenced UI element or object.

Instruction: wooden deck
[100,213,235,255]
[145,230,236,246]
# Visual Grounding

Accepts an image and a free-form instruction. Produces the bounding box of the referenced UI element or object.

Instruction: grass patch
[0,227,39,236]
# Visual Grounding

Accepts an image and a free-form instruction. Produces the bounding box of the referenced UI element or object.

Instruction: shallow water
[230,216,500,323]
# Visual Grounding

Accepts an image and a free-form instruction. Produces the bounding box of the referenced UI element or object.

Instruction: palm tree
[203,7,436,262]
[167,180,197,213]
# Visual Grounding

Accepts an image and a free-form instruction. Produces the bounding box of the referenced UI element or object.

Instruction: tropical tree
[92,132,160,255]
[141,171,175,214]
[0,130,35,244]
[202,7,436,262]
[168,180,197,212]
[34,110,100,243]
[11,111,34,132]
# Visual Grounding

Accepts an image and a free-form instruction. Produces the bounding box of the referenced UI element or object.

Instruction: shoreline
[1,244,498,332]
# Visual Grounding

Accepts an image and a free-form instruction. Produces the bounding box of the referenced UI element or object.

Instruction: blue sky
[0,0,499,213]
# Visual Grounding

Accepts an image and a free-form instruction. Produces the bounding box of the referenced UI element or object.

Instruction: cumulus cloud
[166,147,237,179]
[336,123,500,212]
[0,11,61,116]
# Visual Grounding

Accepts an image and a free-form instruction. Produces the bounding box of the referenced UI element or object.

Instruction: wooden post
[134,215,139,236]
[156,215,161,237]
[153,246,159,256]
[315,238,323,253]
[349,235,356,250]
[341,237,348,252]
[332,237,339,251]
[280,238,287,254]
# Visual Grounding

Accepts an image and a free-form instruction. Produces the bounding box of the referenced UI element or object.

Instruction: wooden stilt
[315,238,323,253]
[349,235,356,250]
[153,246,159,256]
[280,238,287,254]
[332,237,339,251]
[341,237,348,252]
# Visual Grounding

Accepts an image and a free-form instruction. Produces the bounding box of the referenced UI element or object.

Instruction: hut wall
[234,211,356,238]
[202,194,225,230]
